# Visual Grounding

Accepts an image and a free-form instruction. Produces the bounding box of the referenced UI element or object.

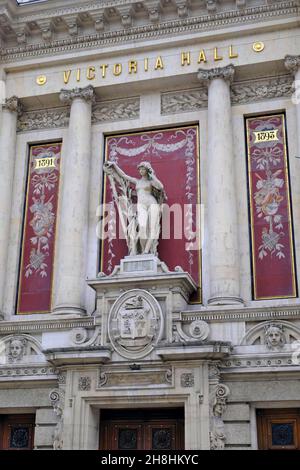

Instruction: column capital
[2,96,23,115]
[284,55,300,74]
[197,64,235,84]
[59,85,95,105]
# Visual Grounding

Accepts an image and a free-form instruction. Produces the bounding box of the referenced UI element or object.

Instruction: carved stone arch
[0,334,45,364]
[241,320,300,346]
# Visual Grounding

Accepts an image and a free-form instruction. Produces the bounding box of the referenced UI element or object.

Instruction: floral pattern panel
[246,114,296,300]
[17,143,62,314]
[101,126,201,303]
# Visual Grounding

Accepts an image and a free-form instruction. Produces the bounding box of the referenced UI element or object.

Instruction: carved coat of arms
[108,290,163,359]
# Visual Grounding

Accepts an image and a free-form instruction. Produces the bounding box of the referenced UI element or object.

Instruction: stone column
[285,55,300,159]
[0,97,22,319]
[198,65,242,305]
[53,85,95,316]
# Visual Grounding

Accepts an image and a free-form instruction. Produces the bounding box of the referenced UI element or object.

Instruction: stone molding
[0,1,298,62]
[284,54,300,74]
[198,64,235,83]
[0,318,94,335]
[222,353,300,372]
[97,364,173,389]
[0,366,57,381]
[59,85,95,105]
[17,96,140,132]
[181,305,300,323]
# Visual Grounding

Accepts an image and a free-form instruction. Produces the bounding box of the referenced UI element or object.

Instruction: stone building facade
[0,0,300,450]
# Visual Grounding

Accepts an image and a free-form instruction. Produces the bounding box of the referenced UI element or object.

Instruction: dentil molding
[0,1,298,62]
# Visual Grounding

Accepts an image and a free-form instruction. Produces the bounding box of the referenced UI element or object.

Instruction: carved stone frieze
[92,97,140,123]
[161,88,208,114]
[0,366,57,379]
[17,107,70,132]
[231,75,293,104]
[222,355,300,370]
[161,75,293,114]
[17,97,140,132]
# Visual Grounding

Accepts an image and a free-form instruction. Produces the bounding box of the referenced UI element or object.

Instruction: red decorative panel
[17,143,62,314]
[101,126,201,302]
[246,114,296,300]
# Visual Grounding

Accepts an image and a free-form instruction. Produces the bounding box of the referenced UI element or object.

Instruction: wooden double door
[0,415,35,450]
[257,409,300,450]
[99,408,184,450]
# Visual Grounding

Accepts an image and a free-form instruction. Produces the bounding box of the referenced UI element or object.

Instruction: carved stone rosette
[59,85,95,105]
[197,64,235,84]
[3,96,23,116]
[284,55,300,74]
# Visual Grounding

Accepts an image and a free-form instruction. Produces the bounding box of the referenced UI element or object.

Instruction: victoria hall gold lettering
[181,52,191,66]
[129,60,138,74]
[197,50,207,63]
[100,64,108,78]
[113,63,122,76]
[214,47,223,61]
[155,56,164,70]
[63,70,71,84]
[58,45,251,86]
[87,66,96,80]
[229,45,238,59]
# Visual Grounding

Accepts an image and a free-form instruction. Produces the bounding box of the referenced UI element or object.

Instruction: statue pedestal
[88,255,198,352]
[119,254,169,275]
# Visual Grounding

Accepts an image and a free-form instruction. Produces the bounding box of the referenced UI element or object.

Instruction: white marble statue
[104,160,167,256]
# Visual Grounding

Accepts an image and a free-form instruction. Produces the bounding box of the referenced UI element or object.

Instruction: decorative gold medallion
[252,41,265,53]
[36,75,47,85]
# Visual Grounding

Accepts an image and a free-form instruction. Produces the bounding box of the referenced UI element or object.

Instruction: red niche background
[17,143,62,314]
[100,126,201,302]
[246,114,296,300]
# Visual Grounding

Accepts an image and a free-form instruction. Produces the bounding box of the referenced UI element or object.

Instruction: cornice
[0,317,94,334]
[0,1,298,63]
[181,304,300,323]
